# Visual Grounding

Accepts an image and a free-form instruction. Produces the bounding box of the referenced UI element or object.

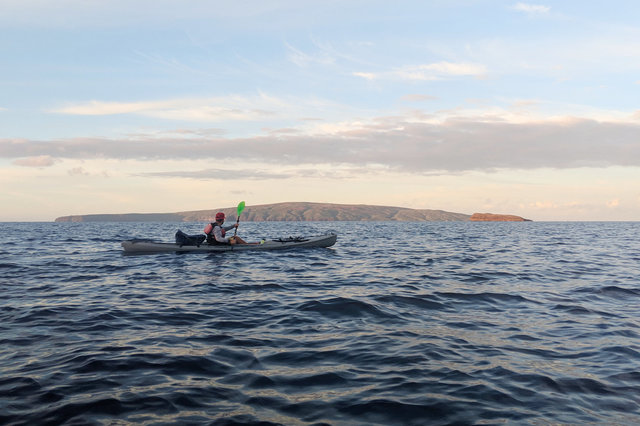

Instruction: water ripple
[1,221,640,424]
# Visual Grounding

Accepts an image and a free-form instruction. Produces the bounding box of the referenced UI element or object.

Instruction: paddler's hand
[233,223,239,229]
[229,237,237,245]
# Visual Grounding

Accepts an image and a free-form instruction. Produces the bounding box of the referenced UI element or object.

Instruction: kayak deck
[121,233,337,254]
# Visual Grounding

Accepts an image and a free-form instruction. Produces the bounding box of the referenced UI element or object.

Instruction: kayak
[121,233,337,254]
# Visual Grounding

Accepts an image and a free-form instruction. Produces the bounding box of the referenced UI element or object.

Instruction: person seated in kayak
[204,212,248,245]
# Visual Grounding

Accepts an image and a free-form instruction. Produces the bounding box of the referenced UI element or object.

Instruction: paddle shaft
[234,201,245,237]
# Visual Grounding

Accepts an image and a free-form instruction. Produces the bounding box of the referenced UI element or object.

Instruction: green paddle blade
[237,201,246,217]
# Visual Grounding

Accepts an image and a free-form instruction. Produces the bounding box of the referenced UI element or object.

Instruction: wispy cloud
[285,36,373,70]
[512,3,551,15]
[68,166,91,176]
[51,97,275,122]
[12,155,58,167]
[354,61,487,81]
[127,128,227,138]
[48,94,367,134]
[286,42,336,67]
[606,198,620,208]
[414,62,487,77]
[49,94,340,123]
[352,72,376,81]
[136,168,292,180]
[132,50,217,78]
[133,166,371,180]
[400,94,439,102]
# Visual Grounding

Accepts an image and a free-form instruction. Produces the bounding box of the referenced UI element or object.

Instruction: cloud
[0,0,302,29]
[352,72,376,81]
[606,199,620,208]
[12,155,58,167]
[51,98,277,122]
[286,42,336,67]
[400,94,439,102]
[417,62,487,76]
[67,167,90,176]
[49,94,351,124]
[530,201,557,210]
[136,168,292,180]
[512,3,550,15]
[3,115,640,174]
[135,166,381,180]
[354,61,487,81]
[127,128,227,138]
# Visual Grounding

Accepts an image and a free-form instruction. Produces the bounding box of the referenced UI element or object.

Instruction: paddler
[204,212,248,245]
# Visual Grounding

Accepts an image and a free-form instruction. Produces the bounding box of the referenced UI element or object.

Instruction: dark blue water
[1,221,639,425]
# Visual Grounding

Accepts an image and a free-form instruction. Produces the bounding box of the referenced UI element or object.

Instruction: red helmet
[215,212,225,221]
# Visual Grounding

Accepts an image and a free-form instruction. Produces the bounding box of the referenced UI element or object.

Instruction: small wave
[374,294,446,311]
[0,335,50,347]
[211,347,262,369]
[75,354,232,378]
[297,297,397,320]
[35,396,177,425]
[228,372,276,388]
[231,371,352,394]
[607,371,640,383]
[209,414,281,425]
[61,274,101,283]
[601,345,640,360]
[276,371,351,389]
[261,349,345,366]
[212,319,264,329]
[572,284,640,297]
[555,377,615,395]
[435,291,537,307]
[230,283,285,291]
[597,285,640,298]
[335,398,529,424]
[95,264,130,272]
[15,306,81,324]
[499,344,585,360]
[100,345,137,353]
[0,376,42,397]
[454,383,523,405]
[125,310,212,327]
[552,303,618,317]
[445,320,493,330]
[600,328,640,338]
[508,333,542,342]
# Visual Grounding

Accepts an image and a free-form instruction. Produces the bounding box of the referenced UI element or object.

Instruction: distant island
[54,202,530,222]
[470,213,531,222]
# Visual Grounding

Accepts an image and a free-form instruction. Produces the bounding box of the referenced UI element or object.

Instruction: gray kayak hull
[121,233,337,254]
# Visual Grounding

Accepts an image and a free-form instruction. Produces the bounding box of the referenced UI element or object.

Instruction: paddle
[233,201,245,237]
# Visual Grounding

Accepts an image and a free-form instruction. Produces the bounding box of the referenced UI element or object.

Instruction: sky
[1,0,640,221]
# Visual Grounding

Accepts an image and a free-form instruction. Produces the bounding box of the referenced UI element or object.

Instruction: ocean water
[1,221,639,425]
